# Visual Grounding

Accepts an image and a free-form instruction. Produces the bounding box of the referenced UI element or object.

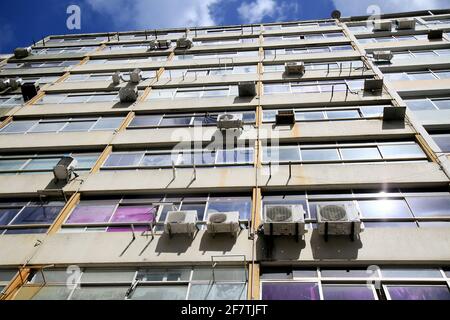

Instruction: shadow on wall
[198,231,238,254]
[256,235,306,261]
[310,229,363,260]
[255,230,363,261]
[155,232,194,255]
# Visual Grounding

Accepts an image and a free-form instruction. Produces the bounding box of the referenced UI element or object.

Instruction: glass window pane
[23,158,60,170]
[263,146,300,162]
[31,286,72,300]
[103,153,143,167]
[12,205,62,224]
[189,283,246,300]
[301,149,340,161]
[207,198,252,220]
[29,122,66,133]
[110,205,157,223]
[379,144,425,159]
[295,112,324,121]
[136,269,190,282]
[0,208,20,225]
[129,115,161,127]
[386,285,450,300]
[322,284,376,300]
[261,282,320,300]
[141,154,174,167]
[408,72,436,80]
[91,118,123,130]
[321,269,372,278]
[340,147,381,160]
[433,99,450,110]
[0,159,27,171]
[216,149,253,164]
[405,99,436,111]
[70,286,128,300]
[381,268,443,278]
[406,196,450,217]
[1,121,36,134]
[160,116,192,126]
[358,199,412,218]
[66,204,117,224]
[61,121,95,132]
[180,203,206,221]
[73,155,99,169]
[88,94,117,102]
[431,134,450,152]
[129,285,187,300]
[80,270,136,283]
[326,110,360,119]
[192,267,246,281]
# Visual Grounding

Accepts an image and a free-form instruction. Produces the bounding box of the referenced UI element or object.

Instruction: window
[263,105,386,122]
[263,79,365,95]
[61,193,251,233]
[24,266,246,300]
[262,189,450,228]
[264,45,353,57]
[173,50,258,61]
[0,200,64,235]
[0,152,100,175]
[261,266,450,300]
[0,95,24,107]
[262,141,425,164]
[429,132,450,152]
[36,92,121,104]
[102,147,254,169]
[0,117,124,134]
[2,60,79,69]
[148,86,239,100]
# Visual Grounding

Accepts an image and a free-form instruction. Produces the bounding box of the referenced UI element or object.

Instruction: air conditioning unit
[284,62,305,76]
[9,78,23,90]
[147,40,157,50]
[396,18,415,30]
[275,110,295,125]
[217,113,244,130]
[207,211,240,235]
[157,39,171,49]
[364,78,383,93]
[238,81,256,97]
[176,37,193,49]
[112,72,121,85]
[373,20,392,32]
[383,106,406,122]
[317,203,362,240]
[428,29,443,40]
[129,69,143,83]
[263,204,306,236]
[164,210,198,237]
[53,156,77,182]
[372,51,394,62]
[0,79,10,90]
[21,82,40,101]
[119,86,138,103]
[14,47,32,59]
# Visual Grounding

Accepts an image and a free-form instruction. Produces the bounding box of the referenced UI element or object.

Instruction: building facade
[0,9,450,300]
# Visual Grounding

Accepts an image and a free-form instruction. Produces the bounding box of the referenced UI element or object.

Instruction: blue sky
[0,0,449,53]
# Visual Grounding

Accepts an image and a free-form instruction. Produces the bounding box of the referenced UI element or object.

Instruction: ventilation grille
[319,205,347,221]
[266,206,293,222]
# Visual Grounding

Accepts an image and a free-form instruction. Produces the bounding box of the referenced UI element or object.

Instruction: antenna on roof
[42,36,46,46]
[32,39,36,46]
[144,30,148,40]
[331,10,341,19]
[107,33,110,41]
[117,32,120,41]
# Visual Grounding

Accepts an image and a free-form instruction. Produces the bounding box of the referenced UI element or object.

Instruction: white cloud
[237,0,276,23]
[237,0,300,23]
[332,0,450,17]
[84,0,219,29]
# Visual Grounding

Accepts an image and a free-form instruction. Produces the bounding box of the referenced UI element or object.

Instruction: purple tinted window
[110,206,156,223]
[387,285,450,300]
[322,284,376,300]
[66,204,116,223]
[0,208,20,225]
[406,196,450,217]
[261,282,320,300]
[11,206,62,224]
